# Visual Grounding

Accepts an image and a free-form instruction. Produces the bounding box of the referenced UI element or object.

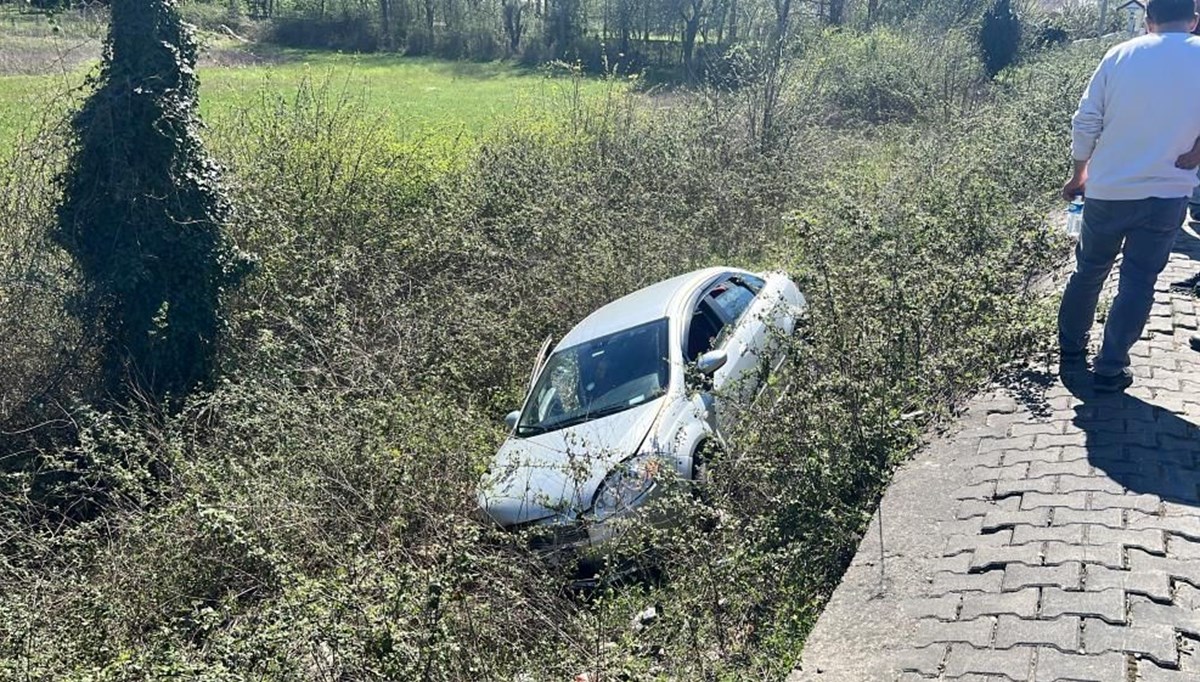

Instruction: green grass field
[0,43,626,151]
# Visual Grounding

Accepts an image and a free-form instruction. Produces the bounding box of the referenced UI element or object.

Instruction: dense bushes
[0,35,1109,680]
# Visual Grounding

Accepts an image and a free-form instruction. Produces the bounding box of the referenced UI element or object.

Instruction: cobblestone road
[792,232,1200,681]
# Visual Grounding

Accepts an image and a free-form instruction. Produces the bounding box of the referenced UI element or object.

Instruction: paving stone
[1032,649,1126,682]
[932,554,976,574]
[947,530,1013,555]
[956,481,998,500]
[997,478,1058,497]
[1003,563,1083,592]
[970,545,1043,571]
[993,615,1079,651]
[1050,508,1123,528]
[983,509,1051,532]
[1005,448,1069,466]
[894,644,949,675]
[1012,525,1086,546]
[980,436,1036,454]
[985,398,1020,415]
[1086,526,1166,555]
[1129,550,1200,588]
[914,618,995,648]
[958,496,1020,520]
[1028,460,1093,478]
[1128,511,1200,541]
[1034,433,1089,449]
[1055,476,1128,495]
[971,465,1030,485]
[1041,541,1125,569]
[943,644,1033,679]
[1137,660,1200,682]
[932,571,1006,595]
[1168,535,1200,560]
[1040,588,1126,624]
[1084,565,1171,601]
[1011,422,1067,438]
[1021,492,1089,511]
[1083,619,1178,667]
[1172,583,1200,610]
[940,516,985,536]
[1069,417,1127,434]
[1129,597,1200,638]
[960,589,1040,620]
[901,594,962,620]
[1089,492,1161,513]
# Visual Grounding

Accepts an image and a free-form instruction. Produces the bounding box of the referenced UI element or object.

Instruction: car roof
[554,267,731,350]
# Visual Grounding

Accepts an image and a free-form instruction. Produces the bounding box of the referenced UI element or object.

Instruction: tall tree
[680,0,705,78]
[54,0,245,404]
[502,0,525,50]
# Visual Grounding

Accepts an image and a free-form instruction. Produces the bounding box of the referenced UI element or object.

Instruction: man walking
[1059,0,1200,392]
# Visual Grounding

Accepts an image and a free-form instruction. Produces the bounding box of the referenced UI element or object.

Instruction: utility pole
[1099,0,1108,35]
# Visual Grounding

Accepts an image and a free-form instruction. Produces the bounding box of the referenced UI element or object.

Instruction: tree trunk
[424,0,435,34]
[680,0,703,80]
[827,0,844,24]
[380,0,393,50]
[502,0,524,51]
[728,0,738,43]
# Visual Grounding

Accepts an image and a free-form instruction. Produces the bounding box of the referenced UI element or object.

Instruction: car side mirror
[696,350,728,376]
[504,410,521,431]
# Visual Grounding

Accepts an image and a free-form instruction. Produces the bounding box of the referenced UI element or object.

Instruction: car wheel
[691,439,719,484]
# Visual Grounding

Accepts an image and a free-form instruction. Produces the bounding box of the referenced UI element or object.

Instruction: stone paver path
[792,232,1200,682]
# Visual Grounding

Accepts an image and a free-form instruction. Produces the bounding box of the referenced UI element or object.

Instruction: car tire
[691,439,720,484]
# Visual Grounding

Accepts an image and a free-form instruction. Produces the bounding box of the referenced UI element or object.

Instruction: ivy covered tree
[979,0,1022,77]
[54,0,246,404]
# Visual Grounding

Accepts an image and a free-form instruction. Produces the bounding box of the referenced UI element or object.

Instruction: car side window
[737,274,766,293]
[685,300,725,362]
[708,280,757,328]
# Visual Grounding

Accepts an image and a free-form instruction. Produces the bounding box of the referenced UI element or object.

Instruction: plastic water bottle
[1065,195,1084,238]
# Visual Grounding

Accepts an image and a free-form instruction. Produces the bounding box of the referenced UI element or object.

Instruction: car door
[707,277,768,414]
[709,273,804,423]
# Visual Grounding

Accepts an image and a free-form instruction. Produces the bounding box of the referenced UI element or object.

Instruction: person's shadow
[1048,362,1200,508]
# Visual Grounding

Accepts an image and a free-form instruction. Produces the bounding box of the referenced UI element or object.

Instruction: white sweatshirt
[1072,32,1200,201]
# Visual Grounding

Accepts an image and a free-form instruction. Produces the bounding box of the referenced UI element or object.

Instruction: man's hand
[1061,175,1086,201]
[1061,159,1088,201]
[1177,149,1200,170]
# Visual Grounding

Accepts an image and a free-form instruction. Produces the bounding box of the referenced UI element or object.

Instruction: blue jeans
[1058,196,1187,376]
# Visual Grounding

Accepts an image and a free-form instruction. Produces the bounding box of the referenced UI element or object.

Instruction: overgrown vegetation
[55,0,245,404]
[0,10,1109,681]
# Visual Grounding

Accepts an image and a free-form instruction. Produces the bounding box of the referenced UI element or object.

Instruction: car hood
[477,399,665,527]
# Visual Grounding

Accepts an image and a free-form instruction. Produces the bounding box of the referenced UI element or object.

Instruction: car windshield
[517,318,671,437]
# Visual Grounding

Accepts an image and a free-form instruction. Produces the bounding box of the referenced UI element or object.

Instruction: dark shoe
[1169,271,1200,295]
[1190,333,1200,352]
[1094,369,1133,393]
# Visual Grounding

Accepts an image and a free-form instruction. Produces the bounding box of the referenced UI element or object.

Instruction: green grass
[0,48,627,151]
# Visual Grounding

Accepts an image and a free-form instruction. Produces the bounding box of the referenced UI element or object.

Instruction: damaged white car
[476,267,806,560]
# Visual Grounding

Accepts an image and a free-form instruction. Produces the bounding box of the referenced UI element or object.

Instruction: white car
[477,267,806,556]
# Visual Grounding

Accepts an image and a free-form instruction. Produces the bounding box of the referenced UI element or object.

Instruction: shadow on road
[1056,364,1200,508]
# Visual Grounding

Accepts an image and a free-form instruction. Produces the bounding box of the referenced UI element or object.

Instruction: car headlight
[590,454,664,522]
